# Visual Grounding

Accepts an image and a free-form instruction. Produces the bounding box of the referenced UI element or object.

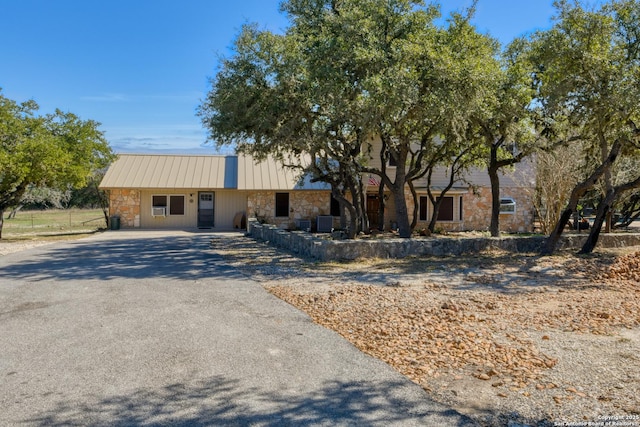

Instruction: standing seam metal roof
[99,154,329,191]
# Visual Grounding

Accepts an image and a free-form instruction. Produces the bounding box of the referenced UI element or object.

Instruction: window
[419,196,429,221]
[169,195,185,215]
[330,195,341,217]
[436,197,454,221]
[275,193,290,217]
[500,197,516,214]
[152,195,184,216]
[152,195,167,208]
[387,156,397,167]
[419,196,458,222]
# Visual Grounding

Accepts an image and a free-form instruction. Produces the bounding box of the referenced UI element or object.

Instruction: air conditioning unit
[316,215,333,233]
[296,219,311,231]
[152,207,166,217]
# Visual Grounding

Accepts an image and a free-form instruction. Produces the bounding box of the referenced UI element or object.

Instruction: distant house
[100,151,535,233]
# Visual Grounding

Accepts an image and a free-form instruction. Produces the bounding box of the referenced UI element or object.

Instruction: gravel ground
[209,235,640,427]
[0,240,57,256]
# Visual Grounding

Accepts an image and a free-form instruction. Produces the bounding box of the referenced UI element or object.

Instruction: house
[100,151,535,233]
[362,137,536,233]
[99,154,332,230]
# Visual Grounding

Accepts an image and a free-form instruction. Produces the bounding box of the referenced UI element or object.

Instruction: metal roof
[99,154,329,191]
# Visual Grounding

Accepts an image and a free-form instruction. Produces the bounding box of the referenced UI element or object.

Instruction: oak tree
[531,0,640,254]
[0,91,114,239]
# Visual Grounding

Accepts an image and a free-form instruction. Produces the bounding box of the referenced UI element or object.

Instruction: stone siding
[411,192,464,232]
[247,190,336,230]
[107,185,535,232]
[108,189,141,228]
[463,187,534,233]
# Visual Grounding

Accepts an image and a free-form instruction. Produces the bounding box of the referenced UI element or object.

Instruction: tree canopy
[199,0,502,238]
[0,90,114,238]
[200,0,640,252]
[530,0,640,254]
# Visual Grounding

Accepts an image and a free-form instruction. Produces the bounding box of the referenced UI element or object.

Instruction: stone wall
[247,190,336,230]
[463,187,535,233]
[248,219,640,261]
[108,189,140,228]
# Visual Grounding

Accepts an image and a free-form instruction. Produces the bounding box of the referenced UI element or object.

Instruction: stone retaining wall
[247,219,640,261]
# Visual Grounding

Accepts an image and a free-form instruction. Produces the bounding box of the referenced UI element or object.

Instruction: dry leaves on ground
[265,250,640,425]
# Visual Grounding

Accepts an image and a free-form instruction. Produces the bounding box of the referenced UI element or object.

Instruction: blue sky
[1,1,582,154]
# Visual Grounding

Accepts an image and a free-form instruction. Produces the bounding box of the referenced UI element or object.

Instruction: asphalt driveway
[0,230,474,426]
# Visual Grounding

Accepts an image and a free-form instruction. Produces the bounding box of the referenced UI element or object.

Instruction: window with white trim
[419,195,464,222]
[500,197,516,214]
[436,196,454,221]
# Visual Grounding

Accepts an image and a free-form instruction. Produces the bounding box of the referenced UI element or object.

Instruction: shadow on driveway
[0,232,246,282]
[25,376,473,427]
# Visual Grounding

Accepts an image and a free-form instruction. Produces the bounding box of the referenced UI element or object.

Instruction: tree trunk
[94,181,110,228]
[345,202,357,239]
[427,193,442,233]
[541,139,622,255]
[391,148,411,238]
[581,173,640,253]
[340,183,360,239]
[409,180,419,231]
[8,205,23,220]
[378,141,388,232]
[357,178,369,234]
[579,189,614,254]
[393,184,411,237]
[426,157,465,234]
[488,148,501,237]
[0,208,4,240]
[340,203,347,230]
[542,189,585,255]
[347,178,367,236]
[332,188,349,231]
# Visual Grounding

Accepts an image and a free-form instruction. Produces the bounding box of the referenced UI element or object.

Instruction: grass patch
[3,209,106,239]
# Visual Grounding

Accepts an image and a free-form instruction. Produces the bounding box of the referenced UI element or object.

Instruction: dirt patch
[0,240,57,256]
[210,236,640,426]
[0,232,99,256]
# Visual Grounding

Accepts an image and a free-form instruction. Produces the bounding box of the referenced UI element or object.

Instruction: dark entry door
[367,194,380,229]
[198,192,215,228]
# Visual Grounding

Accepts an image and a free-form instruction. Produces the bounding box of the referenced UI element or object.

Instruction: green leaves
[0,90,114,214]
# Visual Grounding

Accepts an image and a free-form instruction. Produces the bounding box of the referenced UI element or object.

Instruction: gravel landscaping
[210,235,640,427]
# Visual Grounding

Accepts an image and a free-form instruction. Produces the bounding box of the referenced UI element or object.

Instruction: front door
[367,194,380,230]
[198,192,215,228]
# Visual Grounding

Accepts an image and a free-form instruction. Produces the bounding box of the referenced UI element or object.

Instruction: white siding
[140,189,197,228]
